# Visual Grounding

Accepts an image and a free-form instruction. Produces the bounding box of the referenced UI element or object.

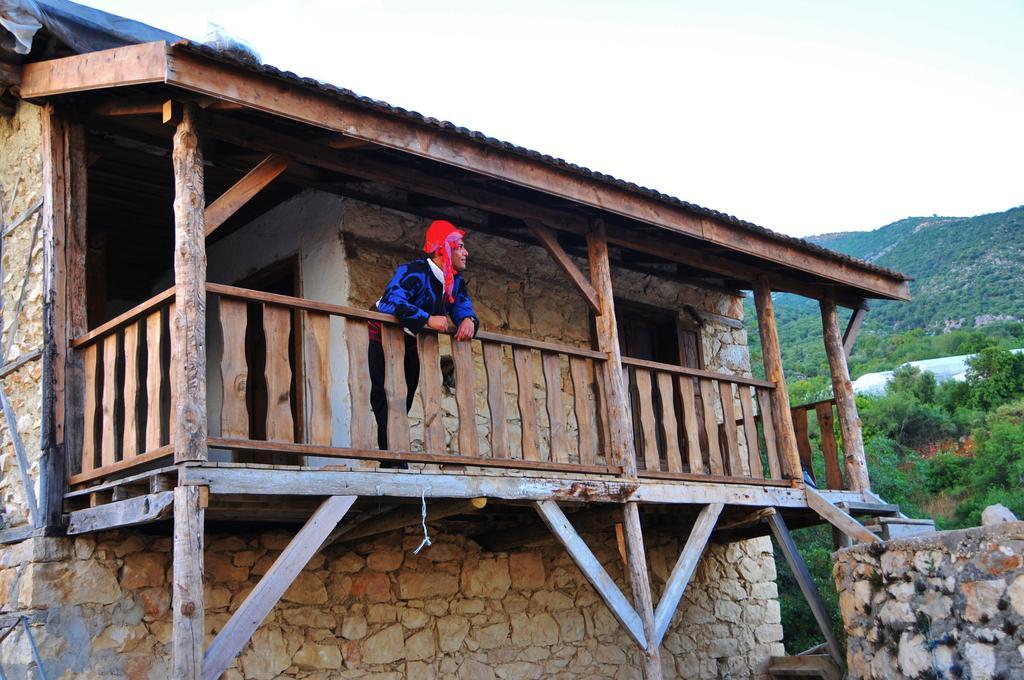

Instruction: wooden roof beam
[204,153,291,236]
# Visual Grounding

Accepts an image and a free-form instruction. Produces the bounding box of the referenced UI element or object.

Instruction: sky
[77,0,1024,237]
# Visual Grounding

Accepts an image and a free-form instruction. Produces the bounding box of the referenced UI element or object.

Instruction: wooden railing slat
[219,298,249,439]
[633,368,660,472]
[263,304,294,443]
[718,381,744,476]
[792,407,814,483]
[417,333,444,454]
[100,333,119,468]
[656,371,682,473]
[698,378,724,475]
[483,342,509,458]
[452,339,478,456]
[122,321,140,459]
[144,310,164,451]
[678,376,703,474]
[513,346,540,461]
[816,402,844,490]
[345,320,374,449]
[569,356,597,466]
[304,311,332,446]
[542,351,569,463]
[739,387,763,478]
[758,389,782,479]
[381,325,411,451]
[82,343,98,472]
[168,302,177,444]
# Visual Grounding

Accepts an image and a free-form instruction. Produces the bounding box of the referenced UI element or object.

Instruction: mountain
[807,206,1024,332]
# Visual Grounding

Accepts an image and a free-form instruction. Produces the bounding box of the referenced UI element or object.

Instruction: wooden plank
[767,512,845,666]
[633,369,660,472]
[69,288,175,348]
[218,298,249,439]
[753,279,801,480]
[204,496,356,680]
[20,42,169,98]
[805,487,879,544]
[621,355,775,389]
[541,351,569,463]
[262,304,294,442]
[718,381,744,477]
[81,344,99,472]
[417,333,444,454]
[678,377,703,474]
[569,356,596,466]
[513,346,540,461]
[534,500,647,648]
[587,223,636,475]
[655,371,682,473]
[205,153,290,236]
[652,503,723,645]
[758,389,782,480]
[302,311,332,445]
[122,322,141,458]
[821,295,870,491]
[843,305,868,359]
[483,342,509,458]
[67,491,174,534]
[173,485,205,679]
[526,220,601,314]
[0,388,41,527]
[331,497,485,545]
[816,402,844,490]
[698,379,723,475]
[345,320,373,449]
[739,387,763,478]
[620,501,662,677]
[172,103,208,463]
[145,310,165,451]
[792,408,814,483]
[452,338,478,456]
[100,333,118,468]
[380,325,411,451]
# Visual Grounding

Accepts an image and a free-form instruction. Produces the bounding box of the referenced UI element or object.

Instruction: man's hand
[454,317,475,341]
[426,315,450,333]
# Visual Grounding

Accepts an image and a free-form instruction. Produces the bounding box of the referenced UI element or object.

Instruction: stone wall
[834,521,1024,679]
[0,101,45,529]
[0,526,782,679]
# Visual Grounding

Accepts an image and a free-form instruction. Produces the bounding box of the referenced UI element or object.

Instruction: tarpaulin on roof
[0,0,179,56]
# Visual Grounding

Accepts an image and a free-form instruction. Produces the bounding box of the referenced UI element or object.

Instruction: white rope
[413,487,432,554]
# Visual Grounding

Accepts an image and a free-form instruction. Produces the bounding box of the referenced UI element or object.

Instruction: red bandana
[423,220,465,303]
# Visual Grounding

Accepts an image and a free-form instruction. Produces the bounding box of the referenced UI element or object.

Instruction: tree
[967,348,1024,409]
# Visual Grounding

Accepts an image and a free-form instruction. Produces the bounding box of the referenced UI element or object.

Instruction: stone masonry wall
[834,521,1024,679]
[1,527,782,679]
[0,101,45,529]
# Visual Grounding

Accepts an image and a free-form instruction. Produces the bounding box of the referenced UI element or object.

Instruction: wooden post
[173,485,205,679]
[172,103,208,462]
[752,278,801,481]
[820,294,870,492]
[621,502,662,678]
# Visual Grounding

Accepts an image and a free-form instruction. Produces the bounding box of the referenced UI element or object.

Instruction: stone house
[0,2,913,678]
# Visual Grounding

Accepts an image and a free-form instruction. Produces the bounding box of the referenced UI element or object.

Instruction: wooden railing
[207,284,618,474]
[791,397,846,490]
[69,288,177,484]
[621,357,786,483]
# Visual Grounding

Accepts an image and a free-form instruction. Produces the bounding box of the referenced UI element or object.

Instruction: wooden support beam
[19,43,169,98]
[620,502,662,678]
[0,388,40,527]
[767,511,844,666]
[652,503,723,646]
[329,497,486,545]
[534,500,647,649]
[805,487,879,544]
[526,220,601,314]
[173,485,205,679]
[204,496,356,680]
[842,305,868,359]
[588,220,636,475]
[204,153,291,236]
[171,102,208,462]
[753,278,801,481]
[821,294,870,492]
[67,491,174,534]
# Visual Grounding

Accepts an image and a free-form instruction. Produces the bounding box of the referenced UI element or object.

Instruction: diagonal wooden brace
[652,503,723,646]
[203,495,357,680]
[204,153,291,237]
[534,500,647,649]
[526,220,602,314]
[805,487,879,544]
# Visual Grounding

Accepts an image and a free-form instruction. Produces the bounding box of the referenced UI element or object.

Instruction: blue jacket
[373,258,478,338]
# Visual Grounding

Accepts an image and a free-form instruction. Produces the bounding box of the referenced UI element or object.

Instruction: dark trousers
[368,334,420,450]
